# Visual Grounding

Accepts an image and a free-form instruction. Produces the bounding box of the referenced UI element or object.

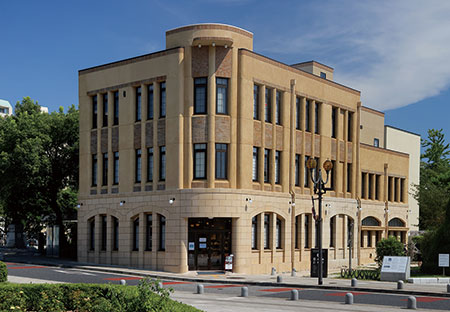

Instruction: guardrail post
[271,267,276,275]
[291,268,297,277]
[290,289,299,301]
[407,296,417,309]
[397,280,404,290]
[345,293,354,304]
[277,275,283,283]
[241,286,248,297]
[197,284,204,294]
[119,279,126,285]
[351,278,357,287]
[447,284,450,293]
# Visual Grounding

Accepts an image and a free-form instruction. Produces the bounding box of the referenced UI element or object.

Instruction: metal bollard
[241,286,248,297]
[277,275,283,283]
[407,296,417,309]
[119,279,126,285]
[447,284,450,293]
[397,280,404,290]
[271,267,276,276]
[345,293,354,304]
[291,268,297,277]
[158,282,163,289]
[351,278,357,287]
[197,284,204,294]
[290,289,299,301]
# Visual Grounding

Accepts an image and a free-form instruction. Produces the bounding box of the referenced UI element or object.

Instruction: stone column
[370,174,376,200]
[232,217,245,273]
[364,173,369,200]
[207,45,216,188]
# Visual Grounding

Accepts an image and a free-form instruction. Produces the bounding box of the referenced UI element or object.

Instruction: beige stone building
[78,24,414,274]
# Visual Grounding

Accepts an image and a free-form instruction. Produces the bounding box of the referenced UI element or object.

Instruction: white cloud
[259,1,450,111]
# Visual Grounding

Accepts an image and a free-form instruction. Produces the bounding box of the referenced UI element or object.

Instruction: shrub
[0,280,202,312]
[375,236,405,267]
[0,261,7,283]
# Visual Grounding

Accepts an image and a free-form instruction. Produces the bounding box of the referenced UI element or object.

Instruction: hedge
[0,261,7,283]
[0,279,202,312]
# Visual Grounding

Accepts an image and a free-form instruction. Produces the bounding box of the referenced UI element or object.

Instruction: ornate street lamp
[306,158,333,285]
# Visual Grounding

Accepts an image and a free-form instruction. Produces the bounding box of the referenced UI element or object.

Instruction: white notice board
[439,254,449,267]
[381,256,409,273]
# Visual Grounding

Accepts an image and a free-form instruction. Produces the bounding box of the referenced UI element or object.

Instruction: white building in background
[0,99,13,117]
[40,106,49,113]
[385,126,421,232]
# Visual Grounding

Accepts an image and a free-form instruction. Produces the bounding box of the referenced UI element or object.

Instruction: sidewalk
[2,247,449,298]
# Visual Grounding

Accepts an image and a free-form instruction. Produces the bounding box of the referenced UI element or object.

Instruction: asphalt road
[6,262,450,311]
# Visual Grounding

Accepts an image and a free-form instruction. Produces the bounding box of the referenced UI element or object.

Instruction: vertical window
[347,220,353,248]
[146,214,152,251]
[315,102,319,134]
[295,154,300,186]
[367,231,372,247]
[101,215,107,251]
[275,91,281,125]
[113,152,119,185]
[253,85,259,120]
[368,174,374,200]
[113,91,119,125]
[194,77,207,114]
[394,178,399,202]
[361,172,366,199]
[276,217,282,249]
[89,219,95,251]
[347,164,352,193]
[92,154,98,186]
[102,153,108,186]
[160,82,166,118]
[304,156,310,187]
[252,147,259,181]
[329,216,335,247]
[330,160,336,190]
[215,143,227,179]
[400,178,405,202]
[360,231,364,247]
[305,100,310,132]
[304,215,310,248]
[264,149,270,183]
[331,107,337,138]
[264,214,270,249]
[159,215,166,251]
[252,216,258,250]
[102,93,108,127]
[193,144,207,179]
[374,138,379,147]
[296,97,301,130]
[216,77,228,114]
[265,88,272,122]
[135,149,142,183]
[113,217,119,251]
[275,151,281,184]
[92,96,97,129]
[348,112,353,141]
[147,148,153,182]
[295,216,299,248]
[375,175,380,200]
[147,84,154,120]
[133,218,139,251]
[388,177,393,201]
[320,72,326,79]
[160,146,166,181]
[136,87,141,122]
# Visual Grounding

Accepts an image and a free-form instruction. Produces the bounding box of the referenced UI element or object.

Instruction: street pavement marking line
[325,291,369,296]
[5,262,17,265]
[8,266,47,270]
[163,281,192,285]
[204,284,241,289]
[401,297,449,303]
[53,270,97,276]
[258,288,299,292]
[104,277,143,281]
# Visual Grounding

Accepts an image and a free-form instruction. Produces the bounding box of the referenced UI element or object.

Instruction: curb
[6,257,450,298]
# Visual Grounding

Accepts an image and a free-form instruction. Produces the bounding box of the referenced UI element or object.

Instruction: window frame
[113,91,119,126]
[276,217,282,249]
[251,216,258,250]
[92,154,98,187]
[159,215,166,251]
[159,146,166,181]
[275,150,281,184]
[89,218,95,251]
[133,217,139,251]
[147,84,154,120]
[264,214,270,249]
[275,90,281,125]
[113,217,119,251]
[253,84,259,120]
[135,149,142,183]
[102,152,108,186]
[193,143,207,180]
[265,88,272,123]
[264,149,270,183]
[113,151,119,185]
[216,77,228,115]
[215,143,228,180]
[147,147,153,182]
[136,87,141,122]
[102,93,108,128]
[146,214,152,251]
[194,77,207,114]
[252,147,259,182]
[101,215,107,251]
[160,82,166,118]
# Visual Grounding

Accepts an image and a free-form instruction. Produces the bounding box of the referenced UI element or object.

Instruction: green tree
[414,129,450,230]
[0,97,78,254]
[375,236,405,268]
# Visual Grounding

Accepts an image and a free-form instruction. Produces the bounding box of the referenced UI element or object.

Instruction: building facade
[78,24,413,274]
[0,99,12,117]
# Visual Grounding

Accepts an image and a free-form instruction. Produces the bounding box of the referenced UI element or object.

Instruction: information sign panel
[380,256,410,281]
[438,254,449,267]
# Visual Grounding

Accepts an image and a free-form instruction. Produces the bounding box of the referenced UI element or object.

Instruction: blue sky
[1,0,449,143]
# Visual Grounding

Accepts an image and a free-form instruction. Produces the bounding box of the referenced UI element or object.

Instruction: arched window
[276,217,282,249]
[362,217,380,226]
[388,218,405,227]
[264,214,270,249]
[251,216,258,250]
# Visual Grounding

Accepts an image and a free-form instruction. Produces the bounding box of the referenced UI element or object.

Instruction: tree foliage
[414,129,450,230]
[375,236,405,267]
[0,97,78,251]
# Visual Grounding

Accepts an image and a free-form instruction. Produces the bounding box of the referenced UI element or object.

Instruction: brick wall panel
[192,116,208,143]
[91,130,97,153]
[265,124,273,147]
[253,122,261,146]
[146,122,153,147]
[134,124,141,149]
[112,127,119,152]
[215,47,232,78]
[215,116,230,143]
[101,129,108,153]
[192,46,209,77]
[157,120,165,146]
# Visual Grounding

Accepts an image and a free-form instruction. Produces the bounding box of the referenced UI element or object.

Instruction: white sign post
[438,254,449,276]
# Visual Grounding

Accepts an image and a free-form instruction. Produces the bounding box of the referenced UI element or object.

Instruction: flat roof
[385,125,421,137]
[291,60,334,72]
[166,23,253,38]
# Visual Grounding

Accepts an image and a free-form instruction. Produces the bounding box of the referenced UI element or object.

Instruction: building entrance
[188,218,232,271]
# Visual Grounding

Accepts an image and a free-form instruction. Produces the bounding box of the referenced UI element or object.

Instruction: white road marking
[53,269,97,276]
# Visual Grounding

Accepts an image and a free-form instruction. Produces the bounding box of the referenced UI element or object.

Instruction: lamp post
[306,158,333,286]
